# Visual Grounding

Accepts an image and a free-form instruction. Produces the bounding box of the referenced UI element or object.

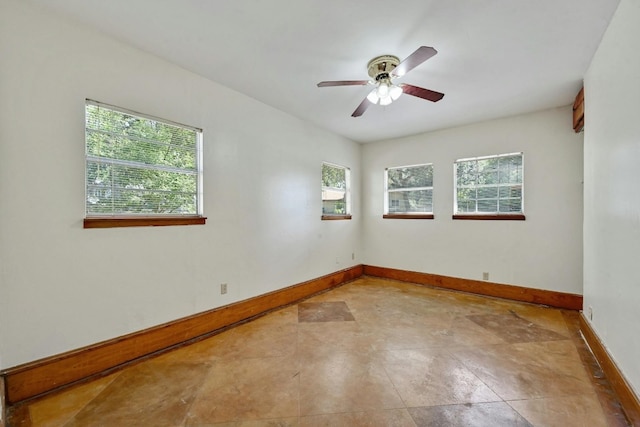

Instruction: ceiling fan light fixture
[376,81,390,98]
[373,81,401,106]
[367,89,380,104]
[390,84,403,101]
[379,96,393,106]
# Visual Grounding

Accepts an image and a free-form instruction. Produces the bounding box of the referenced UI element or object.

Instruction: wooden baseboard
[1,375,6,427]
[579,313,640,425]
[1,265,363,405]
[363,265,583,310]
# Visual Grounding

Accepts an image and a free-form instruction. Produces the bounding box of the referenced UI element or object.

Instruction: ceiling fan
[317,46,445,117]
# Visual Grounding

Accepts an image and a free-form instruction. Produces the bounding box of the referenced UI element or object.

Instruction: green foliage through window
[322,163,350,215]
[454,153,523,214]
[385,164,434,214]
[85,100,202,216]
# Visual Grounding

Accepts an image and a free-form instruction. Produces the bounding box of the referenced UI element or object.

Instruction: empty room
[1,0,639,426]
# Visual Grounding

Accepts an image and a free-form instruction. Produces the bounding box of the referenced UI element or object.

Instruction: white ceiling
[27,0,619,143]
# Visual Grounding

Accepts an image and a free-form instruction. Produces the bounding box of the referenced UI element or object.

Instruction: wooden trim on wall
[321,215,352,220]
[0,375,6,427]
[573,86,585,133]
[452,214,526,221]
[579,313,640,425]
[383,214,434,219]
[1,265,363,405]
[84,216,206,228]
[362,265,583,310]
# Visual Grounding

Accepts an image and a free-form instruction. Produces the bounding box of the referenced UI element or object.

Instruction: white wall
[362,107,584,294]
[0,0,360,369]
[583,0,640,396]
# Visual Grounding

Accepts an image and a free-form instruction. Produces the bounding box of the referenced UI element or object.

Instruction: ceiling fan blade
[399,83,444,102]
[391,46,437,78]
[317,80,369,87]
[351,97,371,117]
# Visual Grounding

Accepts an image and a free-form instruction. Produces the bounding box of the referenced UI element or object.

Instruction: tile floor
[7,277,631,426]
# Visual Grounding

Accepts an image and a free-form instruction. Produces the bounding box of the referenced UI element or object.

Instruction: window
[454,152,524,220]
[322,162,351,220]
[384,163,434,219]
[84,100,204,228]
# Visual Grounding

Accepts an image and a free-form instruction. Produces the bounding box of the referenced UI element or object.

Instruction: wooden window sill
[383,214,434,219]
[452,214,525,221]
[321,215,352,221]
[84,216,207,229]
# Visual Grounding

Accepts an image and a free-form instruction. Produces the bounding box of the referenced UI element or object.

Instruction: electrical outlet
[482,272,489,281]
[352,252,355,260]
[220,283,228,294]
[587,305,593,321]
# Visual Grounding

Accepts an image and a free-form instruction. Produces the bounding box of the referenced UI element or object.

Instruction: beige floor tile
[452,340,593,400]
[158,316,299,365]
[297,321,375,360]
[380,348,501,407]
[408,402,533,426]
[300,409,417,427]
[298,301,355,322]
[186,355,300,424]
[508,393,610,427]
[258,305,300,325]
[66,361,209,426]
[364,313,507,350]
[509,304,573,336]
[465,312,568,343]
[28,372,120,427]
[361,314,458,351]
[441,315,508,347]
[187,417,299,426]
[156,304,300,363]
[221,321,299,359]
[299,350,404,416]
[152,328,244,364]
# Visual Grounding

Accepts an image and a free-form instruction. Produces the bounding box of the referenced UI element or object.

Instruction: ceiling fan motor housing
[367,55,400,81]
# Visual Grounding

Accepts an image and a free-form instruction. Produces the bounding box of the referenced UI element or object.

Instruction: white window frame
[84,99,204,228]
[384,163,434,219]
[321,162,351,220]
[453,152,524,219]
